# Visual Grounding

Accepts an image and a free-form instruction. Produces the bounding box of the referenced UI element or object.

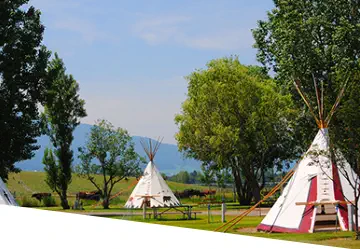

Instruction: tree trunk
[238,191,252,205]
[233,184,237,203]
[103,190,110,209]
[355,197,359,240]
[60,190,70,210]
[103,197,110,209]
[250,180,261,203]
[231,166,253,205]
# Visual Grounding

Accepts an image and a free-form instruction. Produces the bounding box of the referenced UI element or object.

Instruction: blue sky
[28,0,274,144]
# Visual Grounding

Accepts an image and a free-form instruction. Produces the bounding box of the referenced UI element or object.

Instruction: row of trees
[0,1,144,210]
[168,168,233,188]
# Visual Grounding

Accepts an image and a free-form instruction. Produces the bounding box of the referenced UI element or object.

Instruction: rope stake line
[214,169,295,232]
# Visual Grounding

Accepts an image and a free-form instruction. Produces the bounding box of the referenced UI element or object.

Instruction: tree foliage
[0,0,50,181]
[175,57,298,204]
[77,119,144,209]
[168,170,202,184]
[252,0,360,149]
[41,53,87,209]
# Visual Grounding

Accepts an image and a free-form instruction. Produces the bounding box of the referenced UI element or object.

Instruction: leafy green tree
[253,0,360,237]
[215,168,233,191]
[168,170,202,184]
[168,171,189,183]
[177,171,191,184]
[175,57,297,204]
[0,0,50,181]
[199,164,215,189]
[41,53,87,209]
[77,119,144,209]
[189,170,201,184]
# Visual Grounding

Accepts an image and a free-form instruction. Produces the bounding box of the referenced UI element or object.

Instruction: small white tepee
[0,177,18,206]
[257,78,360,233]
[124,138,180,208]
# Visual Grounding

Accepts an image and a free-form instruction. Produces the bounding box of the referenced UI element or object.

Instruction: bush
[21,196,41,207]
[42,196,57,207]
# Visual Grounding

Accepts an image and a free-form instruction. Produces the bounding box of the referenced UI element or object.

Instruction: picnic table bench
[154,205,201,220]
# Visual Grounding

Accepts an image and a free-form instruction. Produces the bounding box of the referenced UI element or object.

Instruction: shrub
[21,196,41,207]
[42,196,57,207]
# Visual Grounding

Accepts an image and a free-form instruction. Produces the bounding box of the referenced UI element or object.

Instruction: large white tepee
[0,177,18,206]
[257,78,360,233]
[124,138,180,208]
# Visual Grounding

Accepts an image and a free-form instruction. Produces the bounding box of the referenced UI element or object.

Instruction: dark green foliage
[42,148,58,191]
[41,53,87,209]
[0,0,51,181]
[42,195,57,207]
[252,0,360,151]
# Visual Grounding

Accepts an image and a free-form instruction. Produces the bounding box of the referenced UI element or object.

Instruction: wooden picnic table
[155,205,200,220]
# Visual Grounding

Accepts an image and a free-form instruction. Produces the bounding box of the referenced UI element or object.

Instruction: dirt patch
[237,227,258,233]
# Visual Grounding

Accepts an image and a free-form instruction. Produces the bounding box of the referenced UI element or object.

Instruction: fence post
[207,204,211,223]
[153,207,157,219]
[221,202,226,223]
[348,203,354,231]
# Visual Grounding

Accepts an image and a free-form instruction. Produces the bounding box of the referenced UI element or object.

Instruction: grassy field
[6,171,235,207]
[7,171,211,196]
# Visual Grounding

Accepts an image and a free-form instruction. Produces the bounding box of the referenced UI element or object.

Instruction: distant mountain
[15,124,201,175]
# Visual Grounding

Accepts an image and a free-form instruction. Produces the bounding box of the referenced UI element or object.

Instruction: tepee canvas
[124,138,180,208]
[257,78,360,233]
[0,177,18,206]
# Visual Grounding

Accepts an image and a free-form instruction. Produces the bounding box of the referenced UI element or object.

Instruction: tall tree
[0,0,50,181]
[252,0,360,148]
[175,57,298,204]
[41,53,87,209]
[253,0,360,237]
[77,119,144,209]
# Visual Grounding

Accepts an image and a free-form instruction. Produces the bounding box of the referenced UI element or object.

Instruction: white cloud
[133,15,253,50]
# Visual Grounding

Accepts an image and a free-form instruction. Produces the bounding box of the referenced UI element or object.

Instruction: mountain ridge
[15,124,201,175]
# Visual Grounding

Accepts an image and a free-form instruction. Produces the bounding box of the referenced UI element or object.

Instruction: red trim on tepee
[298,176,317,232]
[257,177,317,233]
[332,162,349,230]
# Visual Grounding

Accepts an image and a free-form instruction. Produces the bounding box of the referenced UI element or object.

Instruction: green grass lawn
[104,214,359,249]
